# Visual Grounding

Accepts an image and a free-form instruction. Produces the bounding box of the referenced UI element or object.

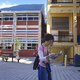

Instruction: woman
[38,34,58,80]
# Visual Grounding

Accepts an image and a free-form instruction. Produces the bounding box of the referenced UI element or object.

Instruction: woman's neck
[42,43,48,47]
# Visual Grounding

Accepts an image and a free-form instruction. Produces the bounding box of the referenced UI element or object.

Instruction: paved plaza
[0,57,80,80]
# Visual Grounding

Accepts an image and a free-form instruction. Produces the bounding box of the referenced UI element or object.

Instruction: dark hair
[44,34,54,42]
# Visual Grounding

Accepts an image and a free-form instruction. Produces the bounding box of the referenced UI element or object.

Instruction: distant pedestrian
[38,34,59,80]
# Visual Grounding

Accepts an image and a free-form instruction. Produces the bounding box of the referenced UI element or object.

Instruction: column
[73,0,77,56]
[38,13,41,46]
[73,0,77,44]
[47,0,51,34]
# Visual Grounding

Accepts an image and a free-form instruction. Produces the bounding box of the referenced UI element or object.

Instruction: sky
[0,0,47,15]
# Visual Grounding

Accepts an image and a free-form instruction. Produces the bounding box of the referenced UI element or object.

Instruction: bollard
[65,55,67,67]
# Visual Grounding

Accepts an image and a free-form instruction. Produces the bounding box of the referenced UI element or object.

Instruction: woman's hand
[49,51,62,57]
[49,53,56,57]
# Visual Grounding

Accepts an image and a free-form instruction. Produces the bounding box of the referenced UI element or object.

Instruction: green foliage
[15,38,22,50]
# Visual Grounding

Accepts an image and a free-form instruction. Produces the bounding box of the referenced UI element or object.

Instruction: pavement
[0,57,38,80]
[0,57,80,80]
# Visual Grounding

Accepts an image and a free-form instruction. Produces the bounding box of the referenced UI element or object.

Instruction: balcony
[51,0,80,4]
[77,0,80,3]
[51,0,73,4]
[52,35,74,47]
[53,35,73,42]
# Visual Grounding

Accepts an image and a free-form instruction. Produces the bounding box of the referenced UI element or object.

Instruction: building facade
[0,4,45,57]
[47,0,80,62]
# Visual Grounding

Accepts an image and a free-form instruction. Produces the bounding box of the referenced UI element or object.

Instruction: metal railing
[53,35,73,42]
[51,0,80,4]
[51,0,73,4]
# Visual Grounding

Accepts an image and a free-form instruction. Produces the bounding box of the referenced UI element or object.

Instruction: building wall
[3,21,13,25]
[0,12,44,57]
[77,16,80,35]
[17,21,38,25]
[47,0,80,62]
[75,45,80,55]
[51,13,73,35]
[49,46,64,62]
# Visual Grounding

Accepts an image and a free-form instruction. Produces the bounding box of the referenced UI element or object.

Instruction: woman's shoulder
[38,45,43,50]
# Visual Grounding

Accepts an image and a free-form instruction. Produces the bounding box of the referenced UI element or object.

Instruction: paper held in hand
[49,52,63,61]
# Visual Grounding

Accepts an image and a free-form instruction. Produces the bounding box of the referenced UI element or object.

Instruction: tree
[14,38,22,59]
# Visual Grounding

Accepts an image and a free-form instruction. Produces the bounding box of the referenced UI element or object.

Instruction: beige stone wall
[66,47,74,58]
[49,46,74,63]
[49,46,64,62]
[75,45,80,55]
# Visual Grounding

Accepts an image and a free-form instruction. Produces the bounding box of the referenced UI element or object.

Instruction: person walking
[38,34,59,80]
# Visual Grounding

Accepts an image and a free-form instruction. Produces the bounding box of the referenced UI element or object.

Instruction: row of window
[17,17,39,21]
[21,43,36,49]
[0,43,36,50]
[0,17,39,21]
[0,43,12,49]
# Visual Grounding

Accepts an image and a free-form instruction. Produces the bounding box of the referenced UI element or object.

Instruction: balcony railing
[51,0,73,4]
[77,0,80,3]
[53,35,73,42]
[51,0,80,4]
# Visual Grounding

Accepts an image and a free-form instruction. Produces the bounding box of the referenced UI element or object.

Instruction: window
[0,43,12,49]
[21,43,26,50]
[52,17,69,30]
[0,37,12,49]
[28,17,33,20]
[27,13,39,21]
[17,13,27,21]
[23,17,27,21]
[5,43,12,49]
[10,18,13,20]
[34,17,39,20]
[17,13,39,21]
[17,17,22,21]
[5,18,9,21]
[15,37,37,50]
[17,17,27,21]
[27,43,36,49]
[3,14,13,21]
[0,43,3,49]
[32,44,36,49]
[0,18,2,21]
[3,17,13,21]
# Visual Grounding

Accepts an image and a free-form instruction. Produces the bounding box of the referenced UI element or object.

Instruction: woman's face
[45,40,53,46]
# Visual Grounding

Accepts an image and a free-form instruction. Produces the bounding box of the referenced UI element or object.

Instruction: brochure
[49,52,63,61]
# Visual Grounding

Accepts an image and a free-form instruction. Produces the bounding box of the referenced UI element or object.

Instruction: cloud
[0,1,17,9]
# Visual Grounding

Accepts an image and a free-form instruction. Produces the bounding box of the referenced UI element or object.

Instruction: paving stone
[0,57,80,80]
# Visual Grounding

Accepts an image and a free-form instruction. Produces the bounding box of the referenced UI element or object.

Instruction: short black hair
[44,34,54,42]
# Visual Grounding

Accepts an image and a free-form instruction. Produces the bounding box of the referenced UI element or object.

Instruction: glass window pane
[0,18,2,21]
[28,44,31,46]
[5,18,9,21]
[34,17,39,20]
[10,18,13,20]
[17,17,22,20]
[28,17,33,20]
[23,17,27,21]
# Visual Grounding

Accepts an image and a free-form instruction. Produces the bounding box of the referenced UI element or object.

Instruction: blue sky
[0,0,47,15]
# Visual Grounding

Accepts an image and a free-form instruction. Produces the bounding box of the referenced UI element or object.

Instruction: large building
[0,4,45,57]
[47,0,80,62]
